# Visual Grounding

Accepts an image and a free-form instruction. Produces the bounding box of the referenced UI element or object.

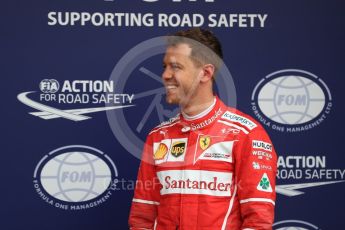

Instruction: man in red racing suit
[129,29,277,230]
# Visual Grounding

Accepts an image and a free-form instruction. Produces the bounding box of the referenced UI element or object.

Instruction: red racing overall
[129,98,277,230]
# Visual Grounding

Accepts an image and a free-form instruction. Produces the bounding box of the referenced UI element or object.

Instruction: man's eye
[172,64,180,70]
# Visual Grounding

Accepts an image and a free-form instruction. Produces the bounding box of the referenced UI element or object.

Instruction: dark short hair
[167,28,223,75]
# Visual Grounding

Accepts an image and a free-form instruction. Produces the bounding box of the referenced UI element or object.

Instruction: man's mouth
[165,83,179,92]
[166,85,177,90]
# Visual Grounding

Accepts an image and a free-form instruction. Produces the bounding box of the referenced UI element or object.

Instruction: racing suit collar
[179,96,224,132]
[181,97,217,121]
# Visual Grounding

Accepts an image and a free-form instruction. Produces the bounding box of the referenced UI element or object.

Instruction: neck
[181,92,215,117]
[182,97,216,120]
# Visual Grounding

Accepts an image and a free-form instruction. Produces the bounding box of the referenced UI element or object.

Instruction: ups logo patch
[171,141,186,157]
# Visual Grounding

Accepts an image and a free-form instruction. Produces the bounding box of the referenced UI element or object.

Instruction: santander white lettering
[157,170,232,196]
[191,108,222,131]
[164,176,231,192]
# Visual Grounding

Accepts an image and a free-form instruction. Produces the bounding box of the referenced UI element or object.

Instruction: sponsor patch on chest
[157,170,233,196]
[196,140,235,163]
[252,140,272,152]
[221,111,257,130]
[153,138,188,164]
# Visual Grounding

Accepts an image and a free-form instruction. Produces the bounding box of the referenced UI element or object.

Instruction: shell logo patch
[154,143,168,160]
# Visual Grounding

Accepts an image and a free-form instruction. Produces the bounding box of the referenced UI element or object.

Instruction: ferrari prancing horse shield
[199,136,211,150]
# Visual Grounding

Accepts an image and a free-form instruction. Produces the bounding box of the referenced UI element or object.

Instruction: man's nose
[162,68,173,81]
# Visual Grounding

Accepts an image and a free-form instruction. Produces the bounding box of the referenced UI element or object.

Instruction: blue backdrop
[2,0,345,229]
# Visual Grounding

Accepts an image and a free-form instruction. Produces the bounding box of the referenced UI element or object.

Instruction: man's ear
[200,64,215,83]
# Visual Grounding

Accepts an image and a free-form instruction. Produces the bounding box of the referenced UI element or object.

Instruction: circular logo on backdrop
[251,69,332,132]
[106,36,237,160]
[273,220,320,230]
[39,79,60,93]
[33,145,118,210]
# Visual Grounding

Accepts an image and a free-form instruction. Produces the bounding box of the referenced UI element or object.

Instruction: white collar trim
[182,97,216,121]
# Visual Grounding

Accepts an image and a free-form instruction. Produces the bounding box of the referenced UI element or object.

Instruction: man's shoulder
[148,113,181,135]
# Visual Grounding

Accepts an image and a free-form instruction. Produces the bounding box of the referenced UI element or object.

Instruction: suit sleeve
[234,127,277,230]
[128,135,161,230]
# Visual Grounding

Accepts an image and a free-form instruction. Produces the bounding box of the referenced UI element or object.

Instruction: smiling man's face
[162,43,202,106]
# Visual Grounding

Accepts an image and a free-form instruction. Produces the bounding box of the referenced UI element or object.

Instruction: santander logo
[164,176,231,192]
[157,170,233,196]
